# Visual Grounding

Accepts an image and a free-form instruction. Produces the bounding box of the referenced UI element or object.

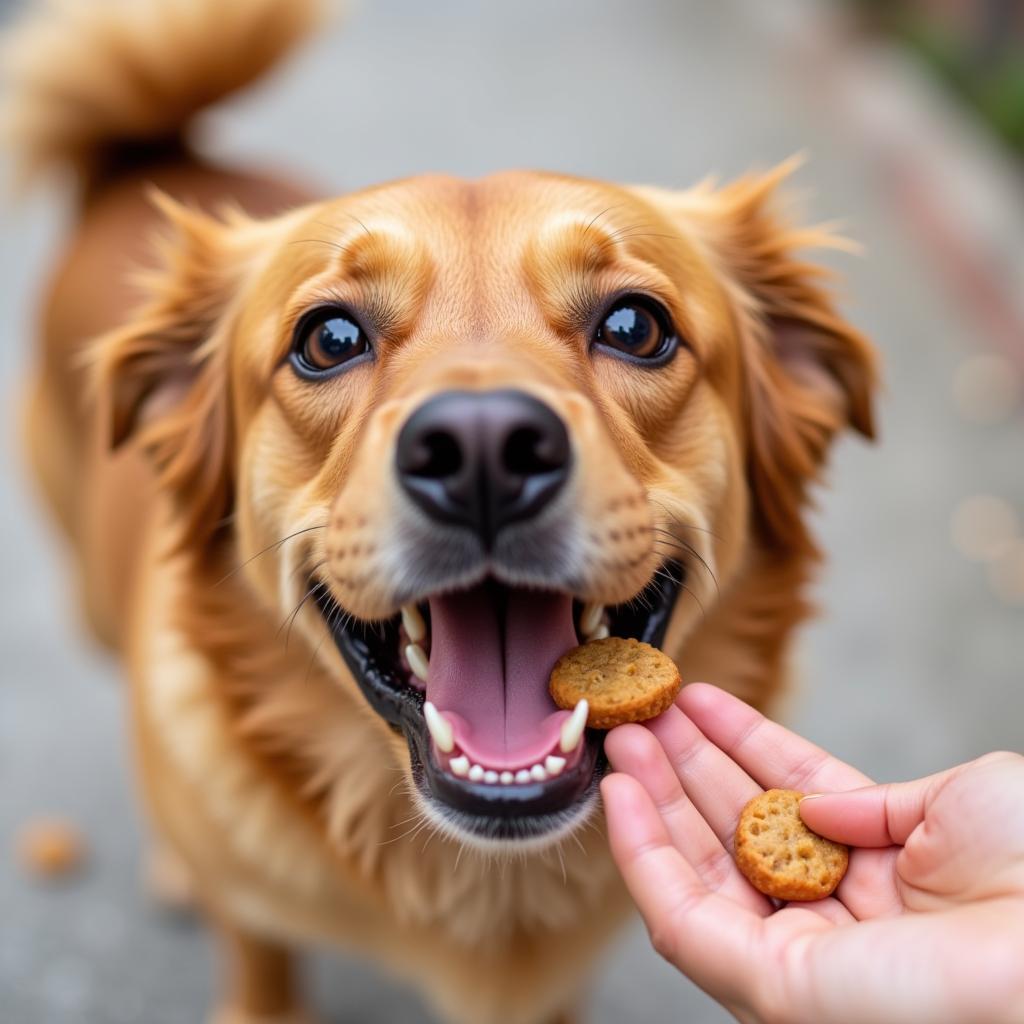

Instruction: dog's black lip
[316,562,684,839]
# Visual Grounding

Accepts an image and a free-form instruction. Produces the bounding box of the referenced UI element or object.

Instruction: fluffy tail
[1,0,323,187]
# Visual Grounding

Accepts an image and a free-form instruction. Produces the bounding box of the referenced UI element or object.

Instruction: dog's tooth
[515,769,532,785]
[401,604,427,645]
[468,764,485,783]
[423,701,454,753]
[580,602,604,637]
[405,643,430,682]
[588,624,610,641]
[449,755,470,777]
[544,755,566,776]
[500,771,514,785]
[560,699,589,753]
[530,764,547,782]
[483,770,499,785]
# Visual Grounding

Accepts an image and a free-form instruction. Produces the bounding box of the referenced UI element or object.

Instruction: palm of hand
[602,686,1024,1024]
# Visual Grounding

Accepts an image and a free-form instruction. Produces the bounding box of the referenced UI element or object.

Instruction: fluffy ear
[643,161,879,555]
[90,192,254,548]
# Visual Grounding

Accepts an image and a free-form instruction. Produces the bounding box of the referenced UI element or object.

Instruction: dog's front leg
[208,918,311,1024]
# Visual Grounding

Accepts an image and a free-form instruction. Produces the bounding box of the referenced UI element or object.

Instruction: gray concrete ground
[2,1,1023,1022]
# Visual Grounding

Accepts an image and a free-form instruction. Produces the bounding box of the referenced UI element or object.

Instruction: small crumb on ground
[16,817,87,880]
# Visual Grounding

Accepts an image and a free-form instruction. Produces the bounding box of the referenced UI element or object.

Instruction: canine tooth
[406,643,429,682]
[530,764,547,782]
[515,769,532,784]
[468,764,485,782]
[483,770,499,784]
[401,604,427,644]
[500,771,514,785]
[588,624,610,641]
[449,755,469,777]
[544,755,566,776]
[423,701,454,753]
[580,602,604,636]
[560,699,589,753]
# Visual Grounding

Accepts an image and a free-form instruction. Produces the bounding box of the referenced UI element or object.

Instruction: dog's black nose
[395,389,571,547]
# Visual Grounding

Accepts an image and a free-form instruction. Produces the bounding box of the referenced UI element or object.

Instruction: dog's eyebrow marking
[291,220,434,340]
[522,214,640,332]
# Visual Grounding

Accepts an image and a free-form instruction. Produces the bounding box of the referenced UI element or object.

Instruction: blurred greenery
[848,0,1024,156]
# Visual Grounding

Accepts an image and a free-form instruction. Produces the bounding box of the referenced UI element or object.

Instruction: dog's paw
[209,1007,316,1024]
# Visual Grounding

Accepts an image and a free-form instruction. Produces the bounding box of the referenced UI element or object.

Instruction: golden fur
[5,1,877,1021]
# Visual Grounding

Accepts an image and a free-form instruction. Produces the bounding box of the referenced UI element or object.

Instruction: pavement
[1,1,1022,1022]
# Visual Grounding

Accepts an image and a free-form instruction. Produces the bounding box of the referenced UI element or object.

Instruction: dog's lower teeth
[560,699,589,753]
[424,701,454,752]
[448,757,568,784]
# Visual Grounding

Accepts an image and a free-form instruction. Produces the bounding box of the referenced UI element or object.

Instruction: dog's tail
[1,0,323,189]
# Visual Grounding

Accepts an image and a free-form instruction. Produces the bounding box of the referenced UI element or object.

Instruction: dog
[4,0,876,1021]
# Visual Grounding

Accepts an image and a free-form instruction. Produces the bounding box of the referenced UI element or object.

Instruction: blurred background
[1,0,1021,1021]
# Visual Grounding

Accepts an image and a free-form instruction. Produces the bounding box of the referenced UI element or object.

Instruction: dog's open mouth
[317,565,682,842]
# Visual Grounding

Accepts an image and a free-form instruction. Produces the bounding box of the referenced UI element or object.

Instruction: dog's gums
[319,568,683,842]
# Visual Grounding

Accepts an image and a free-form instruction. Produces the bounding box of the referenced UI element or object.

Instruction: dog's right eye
[291,308,371,377]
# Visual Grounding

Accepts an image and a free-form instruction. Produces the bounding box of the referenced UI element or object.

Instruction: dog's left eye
[292,309,370,376]
[593,297,676,364]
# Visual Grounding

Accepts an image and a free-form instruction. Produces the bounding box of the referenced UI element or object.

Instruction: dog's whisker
[279,580,327,648]
[215,523,329,587]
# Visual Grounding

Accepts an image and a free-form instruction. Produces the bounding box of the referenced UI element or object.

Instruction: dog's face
[99,168,874,849]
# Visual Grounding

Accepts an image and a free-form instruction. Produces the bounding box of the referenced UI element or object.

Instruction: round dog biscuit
[548,636,681,728]
[734,789,848,901]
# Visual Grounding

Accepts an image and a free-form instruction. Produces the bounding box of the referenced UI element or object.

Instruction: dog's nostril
[396,389,571,545]
[503,426,560,477]
[412,430,463,479]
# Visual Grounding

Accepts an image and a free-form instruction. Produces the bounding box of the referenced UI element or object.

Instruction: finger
[605,724,771,913]
[601,773,768,1003]
[644,704,761,849]
[678,683,873,793]
[800,770,953,847]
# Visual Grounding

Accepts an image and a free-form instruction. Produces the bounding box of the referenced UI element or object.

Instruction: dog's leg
[209,919,310,1024]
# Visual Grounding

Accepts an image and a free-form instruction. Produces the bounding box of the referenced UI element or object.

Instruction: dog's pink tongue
[426,585,577,769]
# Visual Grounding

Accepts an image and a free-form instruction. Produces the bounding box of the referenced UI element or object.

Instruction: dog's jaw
[316,564,684,848]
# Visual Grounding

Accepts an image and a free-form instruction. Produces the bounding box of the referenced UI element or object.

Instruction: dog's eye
[292,309,370,376]
[594,298,676,363]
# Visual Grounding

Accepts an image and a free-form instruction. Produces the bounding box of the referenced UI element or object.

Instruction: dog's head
[95,166,875,849]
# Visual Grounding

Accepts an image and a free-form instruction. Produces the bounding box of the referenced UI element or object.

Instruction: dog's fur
[4,1,876,1022]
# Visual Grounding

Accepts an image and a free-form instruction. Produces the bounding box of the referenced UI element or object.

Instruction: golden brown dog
[4,1,876,1021]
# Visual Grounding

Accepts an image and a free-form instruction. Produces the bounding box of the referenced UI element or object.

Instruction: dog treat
[549,636,681,728]
[16,817,87,880]
[734,789,848,901]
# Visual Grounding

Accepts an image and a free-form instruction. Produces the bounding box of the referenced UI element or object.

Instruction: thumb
[799,769,953,847]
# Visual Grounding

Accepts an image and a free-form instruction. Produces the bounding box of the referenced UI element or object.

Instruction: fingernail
[799,793,823,803]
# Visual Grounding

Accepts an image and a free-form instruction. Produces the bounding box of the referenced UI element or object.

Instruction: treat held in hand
[734,789,849,901]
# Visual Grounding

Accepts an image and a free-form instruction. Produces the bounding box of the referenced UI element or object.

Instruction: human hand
[601,683,1024,1024]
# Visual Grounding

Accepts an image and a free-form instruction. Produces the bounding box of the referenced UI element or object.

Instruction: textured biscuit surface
[734,789,849,901]
[549,636,681,728]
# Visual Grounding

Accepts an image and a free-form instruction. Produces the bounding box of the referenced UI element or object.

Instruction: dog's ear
[90,192,257,548]
[638,161,879,554]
